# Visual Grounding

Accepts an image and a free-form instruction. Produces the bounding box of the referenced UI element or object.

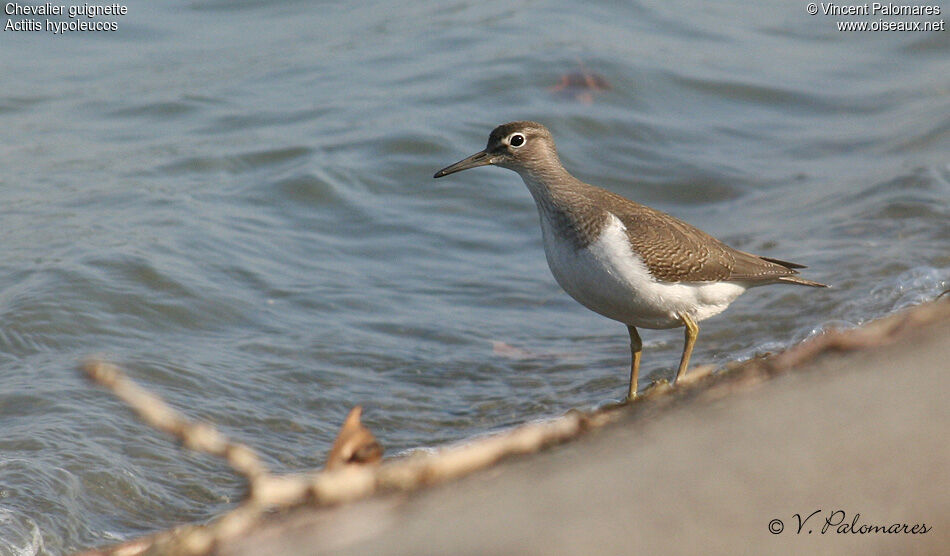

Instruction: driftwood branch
[75,297,949,556]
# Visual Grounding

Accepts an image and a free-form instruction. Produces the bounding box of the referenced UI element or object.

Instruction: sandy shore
[78,299,949,555]
[216,299,947,556]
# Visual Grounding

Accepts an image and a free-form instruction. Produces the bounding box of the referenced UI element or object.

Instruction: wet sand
[216,299,948,556]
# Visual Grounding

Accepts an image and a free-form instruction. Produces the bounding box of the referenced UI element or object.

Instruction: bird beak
[433,150,493,178]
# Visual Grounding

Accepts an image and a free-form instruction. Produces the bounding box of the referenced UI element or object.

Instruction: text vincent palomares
[817,2,940,15]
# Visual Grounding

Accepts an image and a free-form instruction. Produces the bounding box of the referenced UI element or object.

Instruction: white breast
[539,212,747,329]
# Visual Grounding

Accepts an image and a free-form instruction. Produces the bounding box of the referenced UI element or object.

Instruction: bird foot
[640,379,674,398]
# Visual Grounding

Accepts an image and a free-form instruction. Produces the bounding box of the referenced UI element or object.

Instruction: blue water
[1,1,947,553]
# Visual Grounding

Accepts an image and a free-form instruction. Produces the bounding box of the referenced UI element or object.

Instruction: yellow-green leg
[627,325,642,400]
[673,313,699,385]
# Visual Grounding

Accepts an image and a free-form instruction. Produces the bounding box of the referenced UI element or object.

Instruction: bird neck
[515,162,610,249]
[516,162,586,216]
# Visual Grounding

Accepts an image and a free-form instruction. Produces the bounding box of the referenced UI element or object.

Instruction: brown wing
[591,189,804,284]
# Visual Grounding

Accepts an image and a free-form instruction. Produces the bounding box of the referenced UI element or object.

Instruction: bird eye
[508,133,525,148]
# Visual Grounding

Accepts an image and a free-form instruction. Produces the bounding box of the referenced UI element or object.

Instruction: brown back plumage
[556,182,827,286]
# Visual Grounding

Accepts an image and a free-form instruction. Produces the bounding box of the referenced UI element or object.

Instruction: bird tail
[759,256,829,287]
[778,275,829,288]
[760,256,806,269]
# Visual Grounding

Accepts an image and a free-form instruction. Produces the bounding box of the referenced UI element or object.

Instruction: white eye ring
[507,133,526,148]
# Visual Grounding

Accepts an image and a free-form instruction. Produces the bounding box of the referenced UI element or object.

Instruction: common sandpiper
[434,121,827,400]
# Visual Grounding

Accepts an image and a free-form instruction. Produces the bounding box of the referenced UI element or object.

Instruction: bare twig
[325,406,384,470]
[75,299,949,555]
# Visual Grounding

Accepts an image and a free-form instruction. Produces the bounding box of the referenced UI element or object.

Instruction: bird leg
[673,313,698,385]
[627,325,642,400]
